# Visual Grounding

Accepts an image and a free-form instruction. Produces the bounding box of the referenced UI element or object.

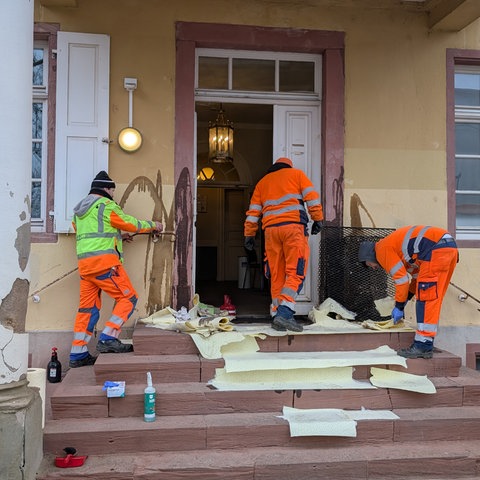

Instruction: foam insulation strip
[370,367,436,394]
[223,345,407,373]
[188,331,249,359]
[208,366,375,391]
[279,406,399,437]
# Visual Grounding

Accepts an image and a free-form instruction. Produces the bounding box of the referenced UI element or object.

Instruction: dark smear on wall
[330,166,344,227]
[350,193,376,228]
[119,171,175,315]
[173,167,193,311]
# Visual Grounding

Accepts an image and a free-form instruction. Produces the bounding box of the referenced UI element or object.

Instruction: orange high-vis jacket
[375,225,453,305]
[244,166,323,237]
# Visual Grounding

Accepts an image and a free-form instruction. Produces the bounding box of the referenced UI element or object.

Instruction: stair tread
[44,404,480,432]
[36,439,480,479]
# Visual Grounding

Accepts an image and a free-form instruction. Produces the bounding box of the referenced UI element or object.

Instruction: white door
[54,32,110,232]
[273,105,321,315]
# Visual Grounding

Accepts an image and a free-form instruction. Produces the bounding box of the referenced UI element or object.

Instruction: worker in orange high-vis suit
[69,171,163,368]
[244,157,324,332]
[358,225,459,359]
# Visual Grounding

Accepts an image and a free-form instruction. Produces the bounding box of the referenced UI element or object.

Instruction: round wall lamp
[118,127,143,153]
[118,77,143,153]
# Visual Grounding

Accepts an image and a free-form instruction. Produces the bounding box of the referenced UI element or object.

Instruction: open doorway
[195,102,273,319]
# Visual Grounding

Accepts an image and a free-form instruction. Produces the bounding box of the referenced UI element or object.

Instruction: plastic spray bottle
[47,347,62,383]
[144,371,156,422]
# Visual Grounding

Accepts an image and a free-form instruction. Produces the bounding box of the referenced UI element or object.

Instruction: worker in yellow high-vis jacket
[69,171,162,368]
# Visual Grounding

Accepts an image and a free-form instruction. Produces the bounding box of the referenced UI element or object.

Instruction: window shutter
[54,32,110,233]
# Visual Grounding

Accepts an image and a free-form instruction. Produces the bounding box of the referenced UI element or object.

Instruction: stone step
[37,439,480,479]
[43,405,480,456]
[132,322,416,355]
[90,345,462,386]
[50,367,480,420]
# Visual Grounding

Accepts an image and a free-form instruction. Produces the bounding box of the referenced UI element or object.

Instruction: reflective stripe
[389,260,404,277]
[263,204,305,218]
[77,249,118,259]
[76,232,118,240]
[306,198,321,207]
[394,275,409,285]
[246,215,260,223]
[402,225,430,263]
[281,286,297,299]
[73,331,91,342]
[416,322,437,333]
[264,193,302,206]
[70,345,89,354]
[248,204,262,212]
[279,299,296,311]
[102,326,120,338]
[413,226,429,252]
[415,332,434,342]
[108,314,124,327]
[301,186,315,197]
[98,203,106,232]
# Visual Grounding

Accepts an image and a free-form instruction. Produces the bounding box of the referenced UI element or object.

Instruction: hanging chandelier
[208,105,234,163]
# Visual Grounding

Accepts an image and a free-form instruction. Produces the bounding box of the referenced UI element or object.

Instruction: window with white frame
[196,49,321,99]
[454,67,480,239]
[32,41,48,232]
[32,23,58,242]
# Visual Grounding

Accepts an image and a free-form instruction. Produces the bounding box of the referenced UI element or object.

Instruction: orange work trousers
[264,223,309,316]
[70,264,138,357]
[415,246,458,342]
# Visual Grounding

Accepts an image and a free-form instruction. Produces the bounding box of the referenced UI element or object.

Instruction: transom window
[454,67,480,239]
[196,49,321,99]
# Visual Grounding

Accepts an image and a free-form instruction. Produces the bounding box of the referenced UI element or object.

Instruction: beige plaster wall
[31,1,480,360]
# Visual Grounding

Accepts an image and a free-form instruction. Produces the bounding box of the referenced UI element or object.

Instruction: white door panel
[273,105,321,314]
[55,32,110,232]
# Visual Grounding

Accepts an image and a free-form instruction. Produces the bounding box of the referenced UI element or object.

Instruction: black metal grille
[318,226,395,321]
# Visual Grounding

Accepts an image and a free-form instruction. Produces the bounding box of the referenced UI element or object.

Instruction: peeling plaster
[14,222,31,271]
[0,278,29,333]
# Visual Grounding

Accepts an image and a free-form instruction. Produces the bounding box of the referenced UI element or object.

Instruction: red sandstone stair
[37,323,480,479]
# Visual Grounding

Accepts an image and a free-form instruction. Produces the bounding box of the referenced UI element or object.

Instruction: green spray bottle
[144,371,156,422]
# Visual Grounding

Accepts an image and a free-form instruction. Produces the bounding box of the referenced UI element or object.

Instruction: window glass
[456,193,480,228]
[454,79,480,234]
[31,102,43,220]
[455,72,480,107]
[31,182,41,219]
[455,157,480,191]
[232,58,275,91]
[198,56,228,89]
[279,60,315,92]
[455,123,480,155]
[33,47,44,86]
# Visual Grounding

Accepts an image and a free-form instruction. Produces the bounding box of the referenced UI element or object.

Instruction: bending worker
[244,157,324,332]
[358,225,458,359]
[69,171,163,368]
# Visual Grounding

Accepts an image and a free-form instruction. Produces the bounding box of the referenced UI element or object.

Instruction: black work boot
[69,353,97,368]
[272,316,303,332]
[97,338,133,353]
[397,342,433,359]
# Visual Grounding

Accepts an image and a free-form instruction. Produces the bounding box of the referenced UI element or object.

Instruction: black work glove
[244,236,255,251]
[311,221,323,235]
